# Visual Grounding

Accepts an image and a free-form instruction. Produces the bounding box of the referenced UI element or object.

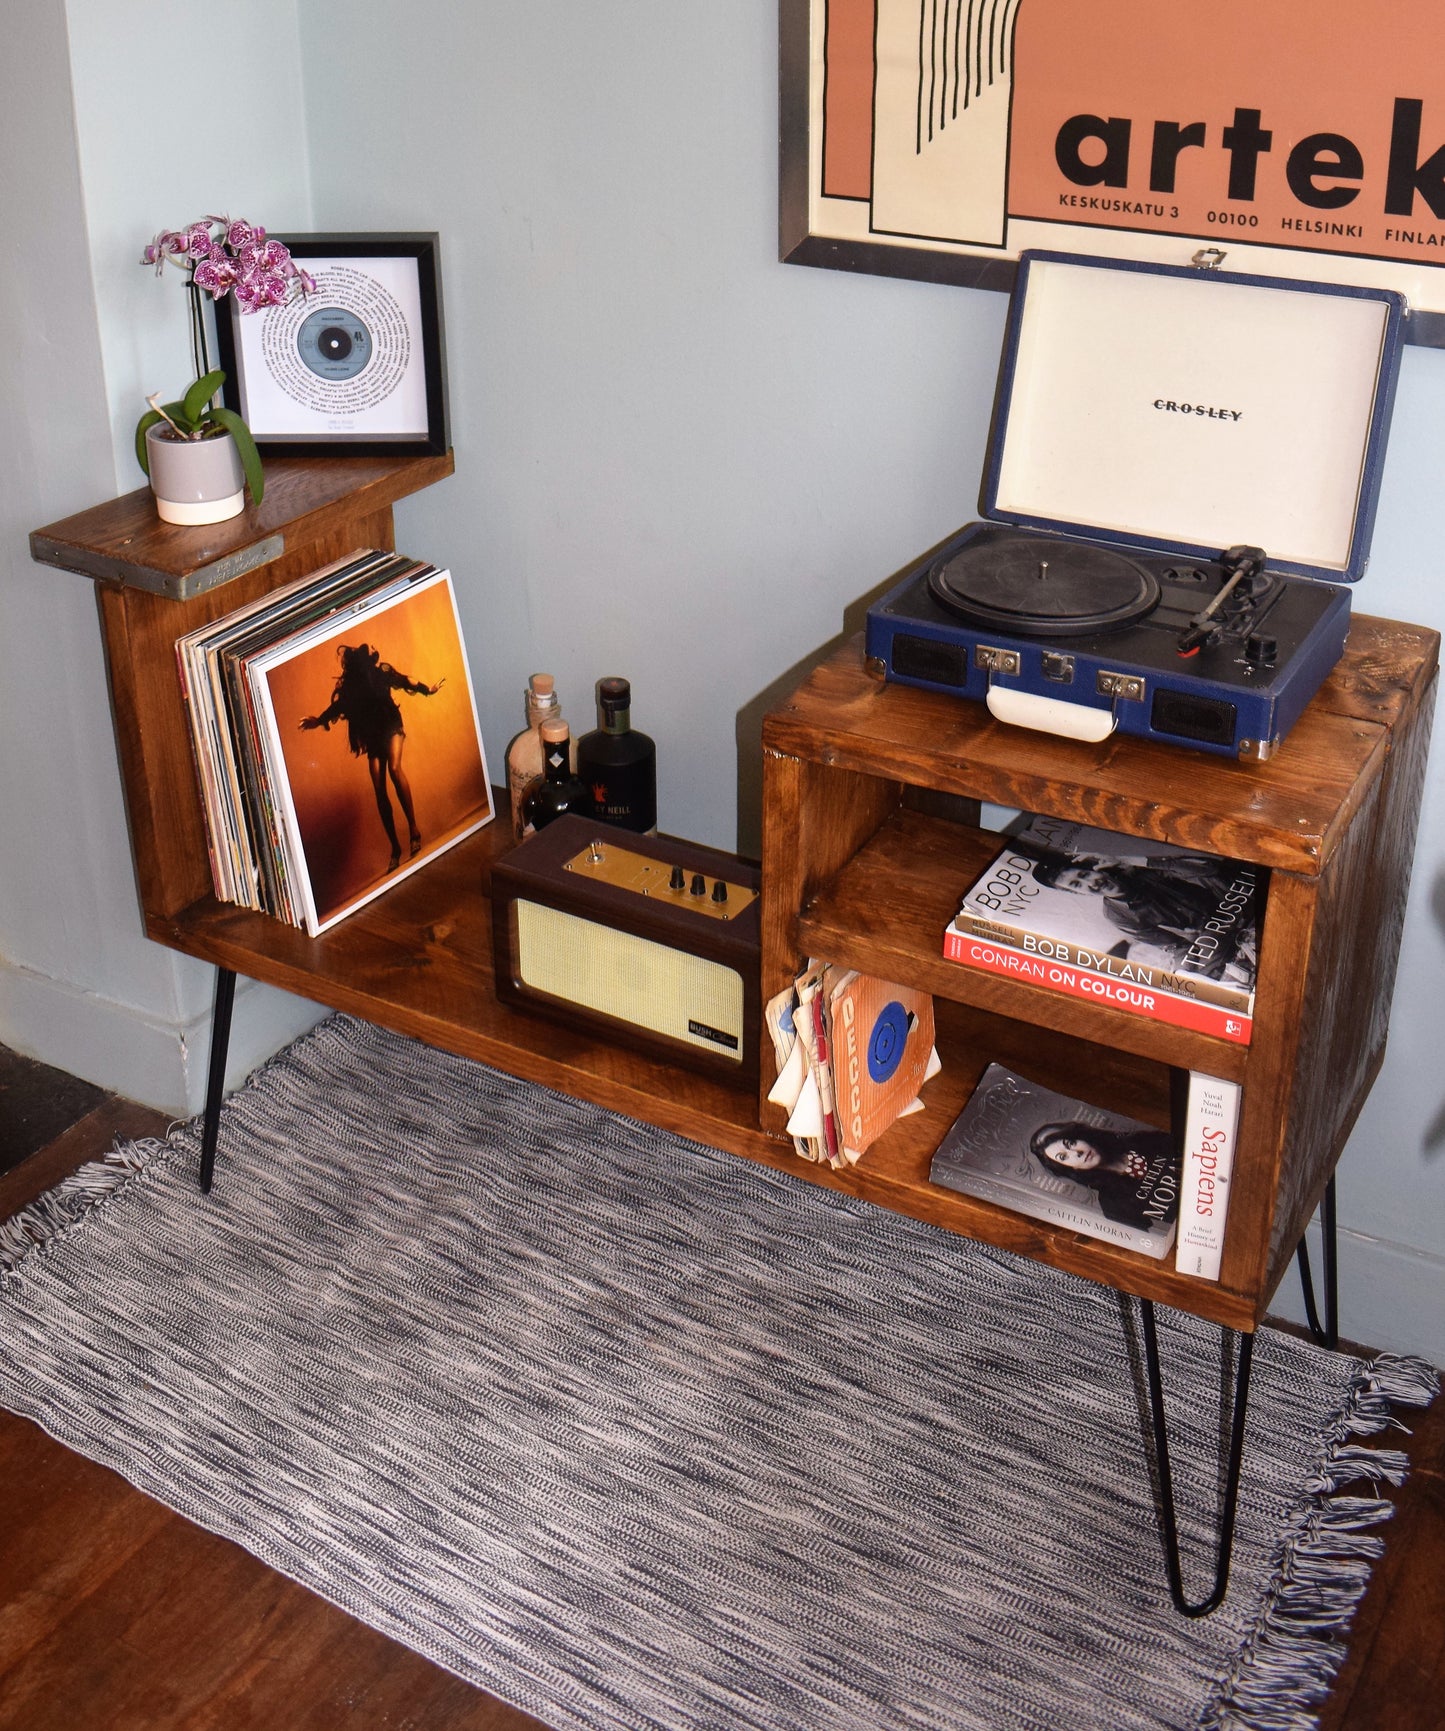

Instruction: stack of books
[943,814,1263,1043]
[765,964,938,1168]
[176,549,493,935]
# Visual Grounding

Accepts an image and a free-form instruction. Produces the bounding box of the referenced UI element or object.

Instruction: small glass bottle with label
[523,719,590,831]
[575,677,656,834]
[504,673,563,842]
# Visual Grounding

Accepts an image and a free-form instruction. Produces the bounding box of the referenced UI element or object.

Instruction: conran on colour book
[929,1063,1182,1259]
[945,814,1262,1041]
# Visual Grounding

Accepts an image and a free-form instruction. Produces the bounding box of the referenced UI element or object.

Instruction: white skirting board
[0,960,326,1117]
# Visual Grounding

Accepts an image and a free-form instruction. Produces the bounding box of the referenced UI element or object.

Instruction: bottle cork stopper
[539,719,569,744]
[529,673,555,697]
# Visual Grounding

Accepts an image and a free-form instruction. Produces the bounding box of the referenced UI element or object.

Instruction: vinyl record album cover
[253,570,493,934]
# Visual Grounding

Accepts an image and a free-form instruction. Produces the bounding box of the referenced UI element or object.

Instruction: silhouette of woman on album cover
[1029,1120,1179,1230]
[299,642,444,871]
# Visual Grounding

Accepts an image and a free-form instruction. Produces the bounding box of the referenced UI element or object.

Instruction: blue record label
[867,1000,910,1083]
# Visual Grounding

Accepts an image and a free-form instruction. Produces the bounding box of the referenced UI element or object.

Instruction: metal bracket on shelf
[198,966,237,1194]
[1294,1175,1340,1350]
[1138,1299,1255,1618]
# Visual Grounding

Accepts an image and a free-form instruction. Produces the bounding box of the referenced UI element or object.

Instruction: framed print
[215,233,450,455]
[783,0,1445,339]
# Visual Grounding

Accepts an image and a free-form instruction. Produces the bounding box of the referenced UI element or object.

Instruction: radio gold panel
[562,836,757,921]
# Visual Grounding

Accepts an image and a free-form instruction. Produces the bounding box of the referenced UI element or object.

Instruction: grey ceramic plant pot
[145,423,246,525]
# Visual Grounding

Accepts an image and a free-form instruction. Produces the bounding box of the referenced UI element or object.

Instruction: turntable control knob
[1245,634,1278,667]
[690,873,706,896]
[669,864,686,891]
[711,879,728,904]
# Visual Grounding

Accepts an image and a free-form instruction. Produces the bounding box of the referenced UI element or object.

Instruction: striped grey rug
[0,1016,1434,1731]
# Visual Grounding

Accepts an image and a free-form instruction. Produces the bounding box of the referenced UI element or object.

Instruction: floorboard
[0,1060,1439,1729]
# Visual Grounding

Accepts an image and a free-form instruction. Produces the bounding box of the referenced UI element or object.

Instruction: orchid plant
[136,217,313,506]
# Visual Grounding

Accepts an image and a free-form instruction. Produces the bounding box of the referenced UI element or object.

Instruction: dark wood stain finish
[760,625,1438,1332]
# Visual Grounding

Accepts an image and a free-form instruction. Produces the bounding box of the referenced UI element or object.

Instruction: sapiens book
[1174,1071,1242,1281]
[929,1062,1182,1259]
[248,567,494,934]
[944,813,1262,1039]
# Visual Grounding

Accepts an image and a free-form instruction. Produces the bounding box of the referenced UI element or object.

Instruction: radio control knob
[711,879,728,904]
[690,873,706,896]
[669,864,686,891]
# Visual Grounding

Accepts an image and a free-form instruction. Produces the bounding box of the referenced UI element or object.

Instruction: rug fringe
[0,1138,170,1279]
[1202,1351,1438,1731]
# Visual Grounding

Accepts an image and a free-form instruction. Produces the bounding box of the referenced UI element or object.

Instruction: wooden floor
[0,1081,1440,1730]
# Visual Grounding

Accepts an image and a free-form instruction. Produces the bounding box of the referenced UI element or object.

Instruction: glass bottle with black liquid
[523,719,590,832]
[576,676,656,833]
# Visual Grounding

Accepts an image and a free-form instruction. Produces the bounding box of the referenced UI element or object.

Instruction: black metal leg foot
[198,967,237,1195]
[1139,1300,1255,1617]
[1294,1176,1339,1349]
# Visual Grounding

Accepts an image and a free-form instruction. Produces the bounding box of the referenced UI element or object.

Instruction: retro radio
[491,815,761,1084]
[865,250,1407,760]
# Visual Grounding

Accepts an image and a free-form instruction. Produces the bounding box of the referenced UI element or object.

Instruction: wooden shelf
[149,821,769,1157]
[34,455,1439,1339]
[760,620,1439,1331]
[798,804,1251,1082]
[31,453,455,598]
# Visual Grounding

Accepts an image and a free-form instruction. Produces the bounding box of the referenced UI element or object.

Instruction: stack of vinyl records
[765,963,938,1168]
[175,548,494,936]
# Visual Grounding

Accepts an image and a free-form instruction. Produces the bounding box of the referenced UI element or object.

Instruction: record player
[865,251,1407,759]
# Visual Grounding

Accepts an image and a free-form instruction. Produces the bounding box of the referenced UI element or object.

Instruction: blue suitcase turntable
[865,251,1407,759]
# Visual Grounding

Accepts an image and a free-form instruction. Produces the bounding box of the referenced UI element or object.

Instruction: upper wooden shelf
[29,452,455,599]
[763,614,1440,878]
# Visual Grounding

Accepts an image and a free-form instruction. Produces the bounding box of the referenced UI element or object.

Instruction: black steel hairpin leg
[197,966,237,1195]
[1140,1300,1255,1618]
[1294,1176,1339,1349]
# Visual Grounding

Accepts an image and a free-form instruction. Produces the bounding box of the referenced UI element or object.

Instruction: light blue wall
[3,1,1442,1360]
[0,0,326,1109]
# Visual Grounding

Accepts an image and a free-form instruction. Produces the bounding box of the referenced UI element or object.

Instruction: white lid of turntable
[985,253,1405,581]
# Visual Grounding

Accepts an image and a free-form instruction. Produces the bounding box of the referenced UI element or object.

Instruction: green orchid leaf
[134,409,164,476]
[210,405,265,506]
[182,368,226,425]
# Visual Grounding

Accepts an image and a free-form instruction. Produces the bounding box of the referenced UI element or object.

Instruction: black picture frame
[214,233,450,456]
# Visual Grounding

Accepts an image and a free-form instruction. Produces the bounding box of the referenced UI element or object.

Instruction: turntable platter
[928,536,1161,635]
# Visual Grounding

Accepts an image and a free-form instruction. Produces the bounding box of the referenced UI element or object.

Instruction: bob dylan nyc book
[930,1063,1182,1259]
[947,815,1262,1028]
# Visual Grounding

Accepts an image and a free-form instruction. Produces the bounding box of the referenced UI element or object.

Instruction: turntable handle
[985,686,1117,743]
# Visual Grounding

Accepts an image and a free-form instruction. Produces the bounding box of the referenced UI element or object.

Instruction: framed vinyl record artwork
[215,233,450,455]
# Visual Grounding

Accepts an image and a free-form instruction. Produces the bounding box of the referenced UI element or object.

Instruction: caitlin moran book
[944,814,1263,1043]
[930,1063,1182,1259]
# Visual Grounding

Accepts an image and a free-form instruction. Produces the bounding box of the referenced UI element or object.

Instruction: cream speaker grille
[490,815,762,1084]
[515,899,744,1061]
